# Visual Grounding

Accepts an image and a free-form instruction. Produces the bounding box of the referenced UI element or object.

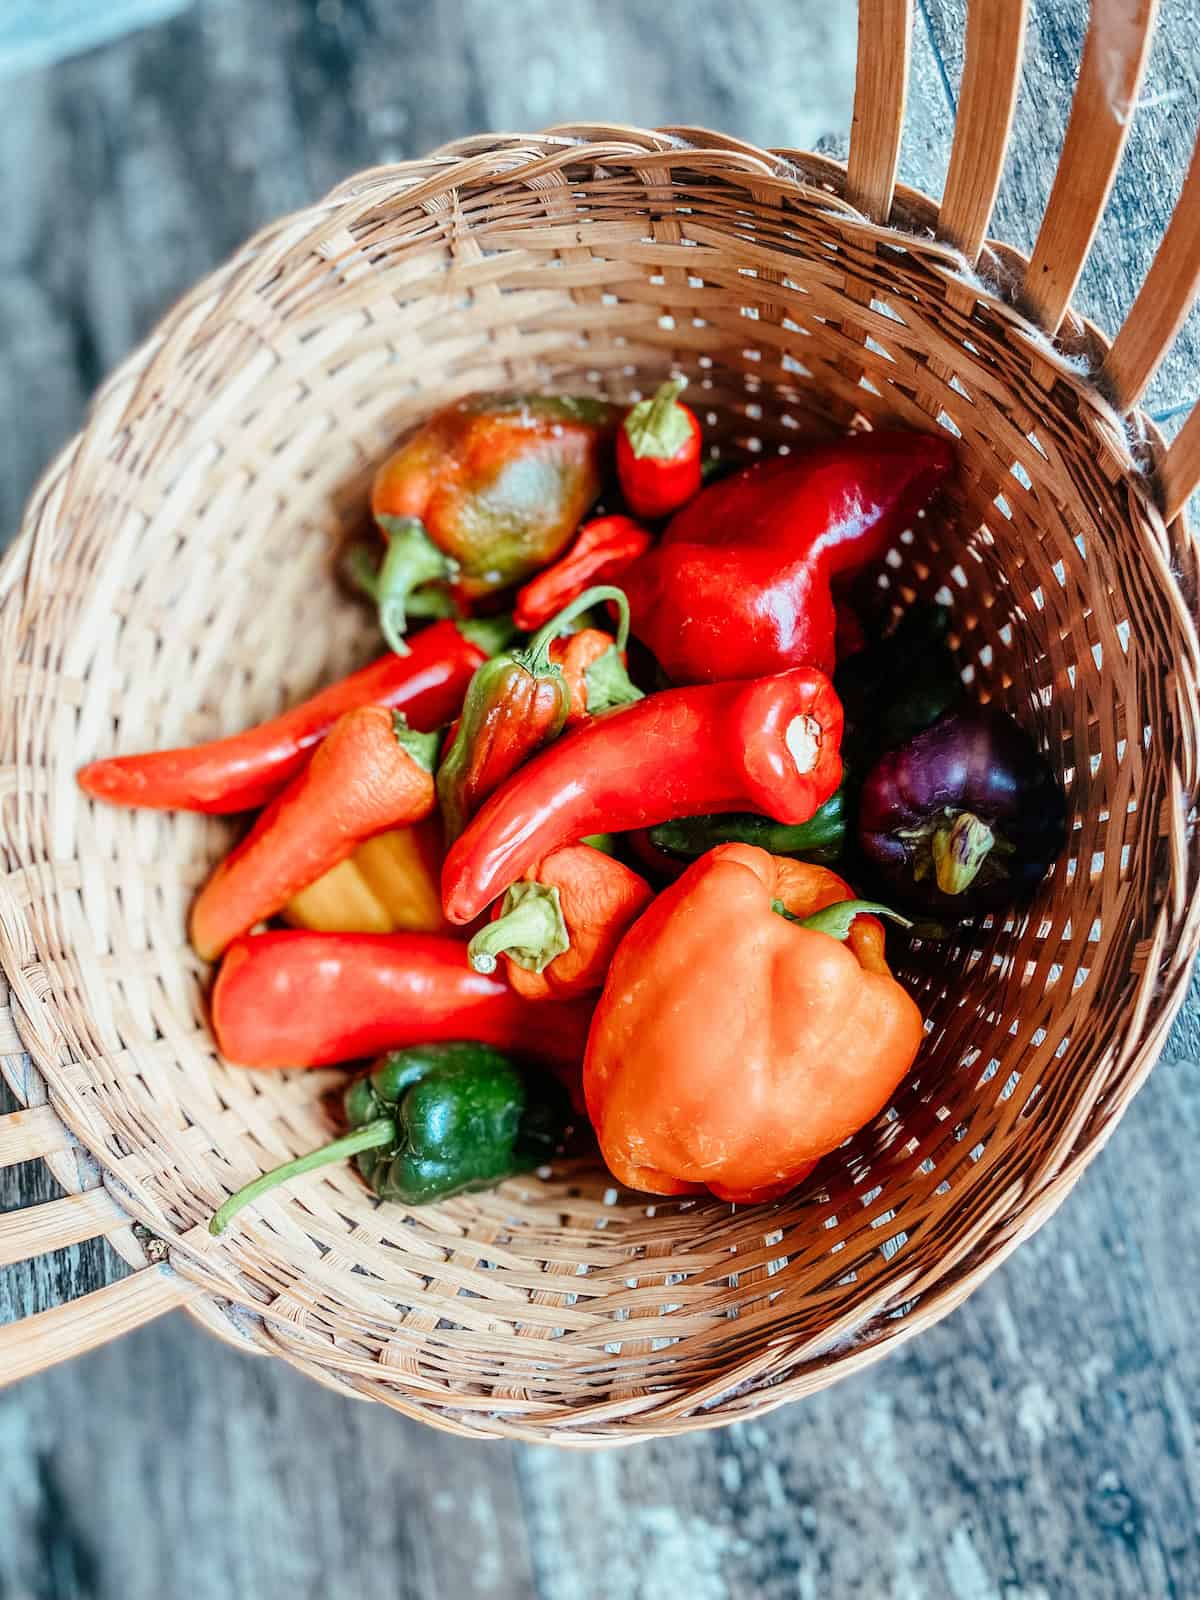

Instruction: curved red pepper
[513,516,652,632]
[622,431,954,684]
[442,667,842,924]
[78,619,501,814]
[211,929,593,1071]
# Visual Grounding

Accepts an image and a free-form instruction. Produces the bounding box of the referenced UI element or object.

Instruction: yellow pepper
[283,817,448,935]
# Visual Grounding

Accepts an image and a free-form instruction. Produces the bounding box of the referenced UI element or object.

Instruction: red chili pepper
[616,380,703,520]
[513,515,652,632]
[435,586,639,842]
[441,666,843,924]
[191,707,439,962]
[211,929,594,1071]
[622,431,954,684]
[77,617,512,814]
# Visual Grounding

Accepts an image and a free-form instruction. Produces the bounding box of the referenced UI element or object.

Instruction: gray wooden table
[3,3,1199,1596]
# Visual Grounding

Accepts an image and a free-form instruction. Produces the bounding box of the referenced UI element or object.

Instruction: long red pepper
[77,617,509,814]
[441,666,843,924]
[210,929,594,1071]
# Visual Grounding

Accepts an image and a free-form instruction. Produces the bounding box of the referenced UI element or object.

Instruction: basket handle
[938,0,1028,263]
[0,1107,194,1385]
[847,0,912,222]
[1019,0,1158,333]
[1102,126,1200,416]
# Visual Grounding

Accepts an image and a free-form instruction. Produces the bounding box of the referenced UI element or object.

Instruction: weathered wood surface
[2,2,1199,1595]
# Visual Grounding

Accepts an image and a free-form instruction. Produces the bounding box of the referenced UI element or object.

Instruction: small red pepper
[210,929,594,1071]
[622,431,955,684]
[442,666,843,924]
[76,617,512,815]
[436,586,640,842]
[616,380,703,520]
[513,515,653,632]
[190,707,439,962]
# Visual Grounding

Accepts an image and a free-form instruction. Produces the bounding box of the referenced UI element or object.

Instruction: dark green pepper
[209,1042,572,1232]
[648,783,847,866]
[835,604,963,768]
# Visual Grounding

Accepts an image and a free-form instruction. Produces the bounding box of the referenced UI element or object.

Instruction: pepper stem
[391,712,441,773]
[772,898,912,939]
[524,584,633,664]
[468,881,570,975]
[624,379,691,460]
[457,614,521,656]
[209,1118,395,1235]
[375,516,458,655]
[931,812,995,896]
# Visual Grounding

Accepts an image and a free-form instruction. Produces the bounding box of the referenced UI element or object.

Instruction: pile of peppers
[78,381,1068,1229]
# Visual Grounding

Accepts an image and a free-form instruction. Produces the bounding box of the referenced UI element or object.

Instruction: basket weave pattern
[2,91,1199,1436]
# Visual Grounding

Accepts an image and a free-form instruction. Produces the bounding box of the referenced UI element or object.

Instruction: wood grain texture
[937,0,1028,261]
[1,0,1199,1593]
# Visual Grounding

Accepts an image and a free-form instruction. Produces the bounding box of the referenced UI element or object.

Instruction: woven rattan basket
[3,2,1200,1443]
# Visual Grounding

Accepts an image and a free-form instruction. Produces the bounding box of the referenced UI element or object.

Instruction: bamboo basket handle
[1021,0,1158,333]
[938,0,1028,262]
[0,1106,194,1384]
[847,0,912,221]
[1159,402,1200,524]
[1102,125,1200,414]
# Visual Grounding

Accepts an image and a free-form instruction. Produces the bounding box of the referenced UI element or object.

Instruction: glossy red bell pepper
[441,666,843,923]
[211,929,593,1070]
[622,430,954,684]
[78,617,510,814]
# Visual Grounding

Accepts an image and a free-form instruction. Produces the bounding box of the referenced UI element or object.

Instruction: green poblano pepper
[648,783,847,865]
[210,1042,572,1233]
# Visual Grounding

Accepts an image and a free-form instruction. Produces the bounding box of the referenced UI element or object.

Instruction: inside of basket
[52,175,1173,1396]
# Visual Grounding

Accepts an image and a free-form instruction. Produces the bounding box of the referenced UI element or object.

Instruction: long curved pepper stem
[209,1119,395,1235]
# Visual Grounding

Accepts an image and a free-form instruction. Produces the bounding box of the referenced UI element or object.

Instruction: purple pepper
[857,706,1066,918]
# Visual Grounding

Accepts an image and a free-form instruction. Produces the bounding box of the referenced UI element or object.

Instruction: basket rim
[3,125,1199,1443]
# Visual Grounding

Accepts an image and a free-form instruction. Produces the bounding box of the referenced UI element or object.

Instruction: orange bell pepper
[466,844,653,998]
[584,844,923,1202]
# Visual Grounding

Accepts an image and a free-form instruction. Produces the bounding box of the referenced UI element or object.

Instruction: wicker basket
[2,1,1199,1444]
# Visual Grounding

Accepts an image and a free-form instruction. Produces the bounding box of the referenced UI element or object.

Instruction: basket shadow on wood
[2,121,1198,1442]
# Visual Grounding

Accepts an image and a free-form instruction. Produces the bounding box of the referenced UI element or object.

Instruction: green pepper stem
[624,379,691,460]
[457,614,521,656]
[931,812,995,896]
[375,516,458,655]
[524,584,633,664]
[391,712,441,773]
[209,1118,396,1236]
[775,898,912,939]
[467,881,570,975]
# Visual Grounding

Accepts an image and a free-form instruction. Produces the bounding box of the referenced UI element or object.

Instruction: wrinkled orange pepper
[548,626,638,727]
[467,844,653,999]
[584,844,923,1202]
